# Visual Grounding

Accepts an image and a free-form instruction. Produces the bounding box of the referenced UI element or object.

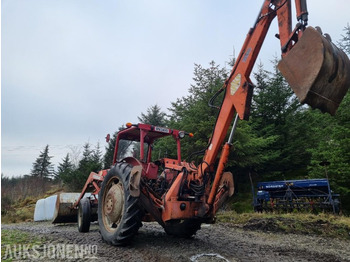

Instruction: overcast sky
[2,0,350,177]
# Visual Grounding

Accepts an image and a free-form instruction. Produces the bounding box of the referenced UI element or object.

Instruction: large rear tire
[164,219,201,238]
[78,197,91,233]
[98,163,142,246]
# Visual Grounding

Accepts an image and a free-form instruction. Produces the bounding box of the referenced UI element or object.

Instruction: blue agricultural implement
[253,179,340,214]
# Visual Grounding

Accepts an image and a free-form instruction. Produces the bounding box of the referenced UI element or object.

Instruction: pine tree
[61,142,104,191]
[249,60,309,177]
[91,142,103,171]
[306,25,350,212]
[30,145,54,180]
[80,143,93,166]
[76,142,95,184]
[78,142,103,189]
[165,61,276,172]
[138,104,167,126]
[167,61,228,161]
[103,131,117,168]
[55,154,74,185]
[337,23,350,55]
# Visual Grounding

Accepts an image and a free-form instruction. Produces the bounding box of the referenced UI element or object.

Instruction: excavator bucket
[278,26,350,115]
[52,193,80,223]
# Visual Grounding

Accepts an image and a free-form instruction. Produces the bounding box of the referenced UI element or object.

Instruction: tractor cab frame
[113,123,186,168]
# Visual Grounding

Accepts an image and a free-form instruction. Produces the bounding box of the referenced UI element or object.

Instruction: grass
[1,230,47,262]
[223,190,254,213]
[1,185,64,224]
[217,211,350,239]
[1,198,36,224]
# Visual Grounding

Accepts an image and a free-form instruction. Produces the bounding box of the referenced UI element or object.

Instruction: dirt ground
[2,221,350,262]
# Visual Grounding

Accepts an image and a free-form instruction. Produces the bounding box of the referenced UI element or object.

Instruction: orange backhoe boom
[200,0,306,176]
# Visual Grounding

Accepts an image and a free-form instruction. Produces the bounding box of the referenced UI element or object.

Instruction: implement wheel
[98,163,142,246]
[78,198,91,233]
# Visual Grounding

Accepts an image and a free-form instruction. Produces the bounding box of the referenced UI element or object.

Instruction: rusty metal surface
[129,165,142,197]
[220,171,235,197]
[52,193,80,223]
[104,183,124,228]
[278,26,350,115]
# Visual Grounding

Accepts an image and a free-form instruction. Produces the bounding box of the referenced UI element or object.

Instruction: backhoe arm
[199,0,350,206]
[200,0,285,175]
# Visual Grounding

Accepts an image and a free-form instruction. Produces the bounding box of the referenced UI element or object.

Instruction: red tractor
[98,123,220,244]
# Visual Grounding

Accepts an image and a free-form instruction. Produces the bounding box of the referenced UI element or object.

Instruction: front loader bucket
[52,193,80,223]
[278,26,350,115]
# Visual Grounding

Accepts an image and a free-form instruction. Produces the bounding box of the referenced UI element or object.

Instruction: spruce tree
[337,23,350,55]
[167,61,228,161]
[30,145,54,180]
[249,60,308,178]
[165,61,275,172]
[307,27,350,212]
[56,154,74,185]
[138,104,167,126]
[62,142,105,191]
[91,142,103,171]
[103,131,118,168]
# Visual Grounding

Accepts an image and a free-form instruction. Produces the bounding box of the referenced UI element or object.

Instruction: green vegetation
[1,229,45,247]
[2,204,34,224]
[1,186,62,224]
[217,211,350,239]
[138,104,167,127]
[1,230,47,261]
[57,142,103,191]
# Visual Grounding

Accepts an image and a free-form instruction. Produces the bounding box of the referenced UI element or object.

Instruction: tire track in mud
[2,222,350,262]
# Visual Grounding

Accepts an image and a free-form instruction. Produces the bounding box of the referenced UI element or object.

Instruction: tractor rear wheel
[164,219,201,238]
[98,163,142,246]
[78,197,91,233]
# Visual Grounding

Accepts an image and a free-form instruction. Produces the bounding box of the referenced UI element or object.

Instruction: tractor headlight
[179,131,185,139]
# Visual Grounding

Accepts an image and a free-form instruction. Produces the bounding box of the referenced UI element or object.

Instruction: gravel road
[2,221,350,262]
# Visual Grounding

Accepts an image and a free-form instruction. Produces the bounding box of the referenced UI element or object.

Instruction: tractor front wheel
[78,197,91,233]
[98,163,142,245]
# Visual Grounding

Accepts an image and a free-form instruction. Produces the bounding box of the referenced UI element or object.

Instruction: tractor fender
[129,165,142,197]
[122,157,142,167]
[120,157,143,197]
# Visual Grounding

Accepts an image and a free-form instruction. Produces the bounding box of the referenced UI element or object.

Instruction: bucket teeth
[324,33,332,42]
